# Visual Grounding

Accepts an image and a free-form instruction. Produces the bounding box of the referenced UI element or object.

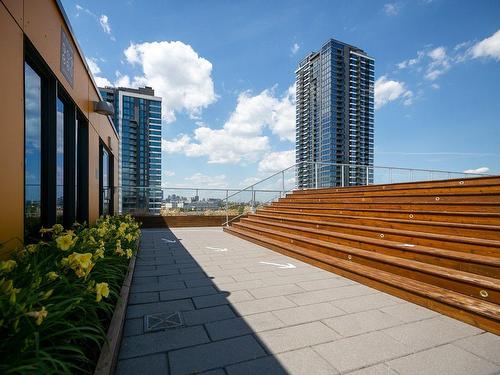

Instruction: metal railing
[220,161,490,226]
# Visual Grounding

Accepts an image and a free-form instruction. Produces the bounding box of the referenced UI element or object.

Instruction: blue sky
[62,0,500,188]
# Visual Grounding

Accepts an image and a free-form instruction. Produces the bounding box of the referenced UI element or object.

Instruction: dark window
[56,98,64,223]
[99,143,113,216]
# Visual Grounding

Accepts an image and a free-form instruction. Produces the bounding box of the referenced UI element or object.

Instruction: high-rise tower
[295,39,374,188]
[100,86,162,213]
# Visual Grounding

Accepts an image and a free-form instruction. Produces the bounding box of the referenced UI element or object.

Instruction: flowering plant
[0,215,140,374]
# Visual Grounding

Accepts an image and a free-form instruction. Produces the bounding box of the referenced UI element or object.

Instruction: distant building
[296,39,374,188]
[100,86,162,213]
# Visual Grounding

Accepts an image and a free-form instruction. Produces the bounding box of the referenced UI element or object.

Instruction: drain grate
[144,311,183,332]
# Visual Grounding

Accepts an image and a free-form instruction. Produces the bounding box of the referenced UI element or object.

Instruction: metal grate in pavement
[144,311,183,332]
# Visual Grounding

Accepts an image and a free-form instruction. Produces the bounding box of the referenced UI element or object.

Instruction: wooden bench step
[256,209,500,240]
[272,201,500,213]
[248,213,500,258]
[224,225,500,334]
[281,194,500,204]
[232,221,500,304]
[263,205,500,225]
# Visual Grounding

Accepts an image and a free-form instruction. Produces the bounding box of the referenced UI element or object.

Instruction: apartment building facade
[296,38,374,188]
[0,0,119,252]
[100,86,162,214]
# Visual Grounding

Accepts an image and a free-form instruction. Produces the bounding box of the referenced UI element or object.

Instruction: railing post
[366,166,369,185]
[315,162,319,189]
[281,170,285,198]
[410,169,414,182]
[225,189,229,226]
[341,165,345,187]
[389,168,393,184]
[251,186,255,212]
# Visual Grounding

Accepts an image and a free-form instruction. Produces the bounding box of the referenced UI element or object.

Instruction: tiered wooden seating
[224,176,500,334]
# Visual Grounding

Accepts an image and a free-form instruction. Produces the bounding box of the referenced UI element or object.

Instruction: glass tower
[100,86,162,214]
[296,39,374,188]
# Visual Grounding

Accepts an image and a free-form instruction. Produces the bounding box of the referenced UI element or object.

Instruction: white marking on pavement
[259,261,296,269]
[206,246,228,252]
[162,238,177,243]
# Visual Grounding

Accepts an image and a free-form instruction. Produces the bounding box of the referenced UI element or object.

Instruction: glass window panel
[56,98,64,223]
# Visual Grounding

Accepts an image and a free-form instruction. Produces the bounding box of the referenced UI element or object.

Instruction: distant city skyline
[63,0,500,187]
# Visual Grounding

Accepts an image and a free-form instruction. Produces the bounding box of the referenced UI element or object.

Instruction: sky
[62,0,500,189]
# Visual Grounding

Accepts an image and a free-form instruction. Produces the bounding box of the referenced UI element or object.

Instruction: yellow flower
[95,282,110,302]
[40,289,53,300]
[93,248,104,260]
[39,226,52,234]
[26,244,38,253]
[62,253,94,278]
[97,226,107,238]
[0,260,17,273]
[56,234,75,251]
[27,306,48,325]
[126,249,133,259]
[46,271,59,281]
[125,233,133,242]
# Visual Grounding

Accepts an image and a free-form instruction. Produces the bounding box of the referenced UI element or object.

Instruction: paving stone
[126,299,194,319]
[323,309,403,337]
[160,286,219,301]
[387,344,500,375]
[132,276,158,285]
[248,284,305,299]
[119,325,210,359]
[257,321,340,354]
[205,312,285,341]
[225,355,289,375]
[169,335,267,374]
[312,331,411,373]
[232,271,277,282]
[287,284,376,306]
[231,296,296,315]
[330,292,404,313]
[199,370,226,375]
[272,302,345,325]
[158,272,207,282]
[296,277,354,291]
[115,353,168,375]
[453,332,500,366]
[128,292,159,305]
[123,318,143,336]
[382,316,483,351]
[193,290,254,309]
[380,302,439,322]
[134,267,179,277]
[345,363,398,375]
[131,280,186,293]
[183,305,236,326]
[217,279,267,292]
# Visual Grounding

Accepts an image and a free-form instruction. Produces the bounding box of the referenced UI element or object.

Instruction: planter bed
[0,215,141,374]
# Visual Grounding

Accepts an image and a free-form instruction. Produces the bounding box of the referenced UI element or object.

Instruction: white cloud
[163,170,175,177]
[384,3,399,15]
[470,29,500,61]
[183,173,227,188]
[86,57,101,75]
[291,43,300,55]
[99,15,112,34]
[463,167,489,174]
[94,76,112,87]
[119,41,217,123]
[431,83,440,90]
[258,150,295,173]
[374,75,413,109]
[163,85,295,164]
[425,46,450,81]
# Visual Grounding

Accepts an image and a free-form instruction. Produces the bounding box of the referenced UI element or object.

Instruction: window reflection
[56,98,64,223]
[24,63,42,237]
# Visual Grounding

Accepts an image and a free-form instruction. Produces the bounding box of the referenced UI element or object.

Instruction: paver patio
[115,227,500,375]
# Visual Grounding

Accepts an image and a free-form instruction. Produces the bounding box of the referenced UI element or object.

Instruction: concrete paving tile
[132,276,158,285]
[119,325,210,359]
[296,277,355,291]
[169,335,267,374]
[330,292,404,313]
[126,299,194,319]
[272,302,345,325]
[380,302,439,322]
[232,271,277,282]
[231,295,296,315]
[454,332,500,366]
[205,312,285,341]
[123,318,143,337]
[345,363,398,375]
[313,331,411,373]
[387,344,500,375]
[383,316,483,352]
[183,305,237,326]
[159,286,219,301]
[256,321,340,354]
[128,292,159,305]
[158,272,207,282]
[247,284,305,299]
[217,280,267,292]
[193,290,254,309]
[131,280,186,293]
[287,284,377,306]
[323,310,403,337]
[115,353,168,375]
